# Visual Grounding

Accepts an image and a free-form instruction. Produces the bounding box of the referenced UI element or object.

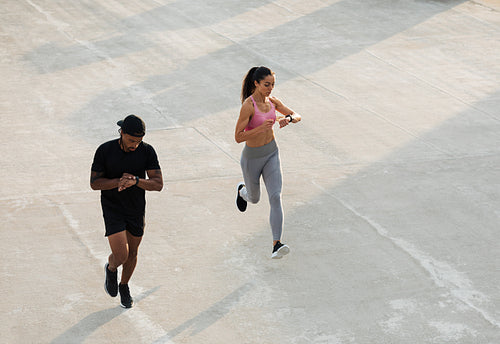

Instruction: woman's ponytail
[241,67,258,103]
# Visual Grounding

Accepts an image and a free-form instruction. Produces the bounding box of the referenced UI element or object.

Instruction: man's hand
[118,173,136,192]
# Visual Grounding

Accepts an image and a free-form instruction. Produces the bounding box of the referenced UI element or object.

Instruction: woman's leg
[262,151,283,243]
[240,153,263,204]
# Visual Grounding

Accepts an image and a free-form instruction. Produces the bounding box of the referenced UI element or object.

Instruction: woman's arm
[271,97,302,126]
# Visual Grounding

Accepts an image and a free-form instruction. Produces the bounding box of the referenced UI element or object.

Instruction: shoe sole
[120,302,133,309]
[271,245,290,259]
[236,183,247,212]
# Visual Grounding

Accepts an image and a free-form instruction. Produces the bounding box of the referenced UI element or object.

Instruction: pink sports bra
[245,95,276,131]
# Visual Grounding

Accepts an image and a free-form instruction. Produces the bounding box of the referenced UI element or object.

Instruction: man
[90,114,163,308]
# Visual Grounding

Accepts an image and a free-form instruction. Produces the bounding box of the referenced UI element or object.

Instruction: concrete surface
[1,0,499,343]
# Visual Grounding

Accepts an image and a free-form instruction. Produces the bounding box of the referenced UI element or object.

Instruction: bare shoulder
[240,97,254,115]
[242,96,254,107]
[269,96,283,107]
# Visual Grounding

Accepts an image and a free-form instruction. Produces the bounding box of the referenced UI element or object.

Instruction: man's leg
[104,230,128,297]
[107,231,129,271]
[118,231,142,308]
[121,231,142,284]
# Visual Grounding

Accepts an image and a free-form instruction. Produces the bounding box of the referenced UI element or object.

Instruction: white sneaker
[271,241,290,259]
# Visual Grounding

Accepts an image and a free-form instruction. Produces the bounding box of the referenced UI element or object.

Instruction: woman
[234,66,301,259]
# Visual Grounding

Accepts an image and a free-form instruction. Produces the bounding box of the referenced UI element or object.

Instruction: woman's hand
[258,119,275,132]
[278,113,301,128]
[278,117,290,128]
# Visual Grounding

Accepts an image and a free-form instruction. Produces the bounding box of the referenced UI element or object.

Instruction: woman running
[234,66,301,259]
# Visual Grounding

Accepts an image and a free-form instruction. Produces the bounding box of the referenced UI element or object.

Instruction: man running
[90,114,163,308]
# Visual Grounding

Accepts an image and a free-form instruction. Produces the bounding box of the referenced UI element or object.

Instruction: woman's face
[254,74,275,97]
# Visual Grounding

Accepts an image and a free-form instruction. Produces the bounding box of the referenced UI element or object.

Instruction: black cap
[117,114,146,137]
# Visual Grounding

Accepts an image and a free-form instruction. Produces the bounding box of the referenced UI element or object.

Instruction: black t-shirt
[91,138,161,216]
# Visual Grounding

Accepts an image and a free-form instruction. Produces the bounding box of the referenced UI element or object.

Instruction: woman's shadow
[152,282,254,343]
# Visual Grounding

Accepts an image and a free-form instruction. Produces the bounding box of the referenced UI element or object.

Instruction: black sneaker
[104,263,118,297]
[119,283,133,308]
[271,241,290,259]
[236,182,247,212]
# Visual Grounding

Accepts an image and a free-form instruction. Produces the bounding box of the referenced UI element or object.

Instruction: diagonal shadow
[152,282,254,343]
[58,0,466,141]
[23,0,274,73]
[50,286,160,344]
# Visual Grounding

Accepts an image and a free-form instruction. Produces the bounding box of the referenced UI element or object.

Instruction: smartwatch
[135,176,139,185]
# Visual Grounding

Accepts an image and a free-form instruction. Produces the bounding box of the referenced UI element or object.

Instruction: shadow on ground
[50,286,161,344]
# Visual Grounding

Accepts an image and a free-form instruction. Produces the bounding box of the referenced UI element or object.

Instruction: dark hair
[241,66,274,103]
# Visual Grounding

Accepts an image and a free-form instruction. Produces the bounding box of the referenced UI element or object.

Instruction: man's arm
[122,169,163,192]
[90,171,120,191]
[142,169,163,191]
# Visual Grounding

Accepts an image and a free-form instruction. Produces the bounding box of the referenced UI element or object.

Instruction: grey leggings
[240,140,283,241]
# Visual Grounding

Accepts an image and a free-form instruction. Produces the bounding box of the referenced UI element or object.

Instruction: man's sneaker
[236,182,247,212]
[271,241,290,259]
[104,263,118,297]
[119,283,133,308]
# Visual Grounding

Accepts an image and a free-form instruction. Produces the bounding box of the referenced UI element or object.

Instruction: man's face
[121,132,143,152]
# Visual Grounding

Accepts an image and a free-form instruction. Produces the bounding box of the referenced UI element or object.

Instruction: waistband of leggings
[242,139,278,159]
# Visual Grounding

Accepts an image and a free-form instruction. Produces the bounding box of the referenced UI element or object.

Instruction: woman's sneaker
[271,241,290,259]
[119,283,133,308]
[104,263,118,297]
[236,183,247,212]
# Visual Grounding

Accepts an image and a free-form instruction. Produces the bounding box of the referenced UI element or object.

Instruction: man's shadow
[51,282,254,344]
[50,286,160,344]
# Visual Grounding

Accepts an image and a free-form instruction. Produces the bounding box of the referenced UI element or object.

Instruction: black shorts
[103,209,145,237]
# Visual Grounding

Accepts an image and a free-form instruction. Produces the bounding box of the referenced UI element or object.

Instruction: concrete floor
[1,0,499,343]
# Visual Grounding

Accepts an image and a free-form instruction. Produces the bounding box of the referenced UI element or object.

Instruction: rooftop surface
[1,0,499,343]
